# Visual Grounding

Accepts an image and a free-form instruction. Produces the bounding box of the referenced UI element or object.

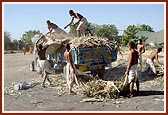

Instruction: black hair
[65,43,70,49]
[46,20,50,23]
[138,39,142,44]
[69,10,74,14]
[157,47,162,53]
[129,41,135,48]
[38,44,43,50]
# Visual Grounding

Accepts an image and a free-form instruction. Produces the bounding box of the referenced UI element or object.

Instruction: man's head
[46,20,51,25]
[128,41,135,50]
[38,44,43,50]
[65,43,70,50]
[138,39,142,44]
[157,47,162,53]
[69,10,75,16]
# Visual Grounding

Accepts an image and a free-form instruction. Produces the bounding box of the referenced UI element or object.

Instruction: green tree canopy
[4,31,12,50]
[21,30,41,46]
[121,24,154,46]
[4,31,20,50]
[93,24,118,39]
[121,25,138,46]
[68,22,118,40]
[137,24,155,32]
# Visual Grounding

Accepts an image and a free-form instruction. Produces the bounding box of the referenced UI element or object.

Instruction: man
[22,47,26,55]
[64,43,78,94]
[36,43,55,87]
[137,39,145,71]
[64,10,87,37]
[46,20,67,35]
[29,45,33,54]
[125,41,139,97]
[146,47,162,75]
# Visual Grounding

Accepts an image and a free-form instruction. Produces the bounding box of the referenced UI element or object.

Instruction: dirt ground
[3,49,165,112]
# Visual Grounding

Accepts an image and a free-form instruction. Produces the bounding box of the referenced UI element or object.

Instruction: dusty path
[3,51,165,112]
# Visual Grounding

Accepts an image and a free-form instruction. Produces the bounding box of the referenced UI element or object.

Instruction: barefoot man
[64,10,87,37]
[137,39,145,71]
[146,47,163,75]
[64,43,78,94]
[125,41,139,97]
[36,42,55,87]
[46,20,66,35]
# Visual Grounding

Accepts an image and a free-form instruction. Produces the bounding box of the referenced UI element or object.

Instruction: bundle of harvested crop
[79,74,130,99]
[81,80,120,99]
[69,36,117,49]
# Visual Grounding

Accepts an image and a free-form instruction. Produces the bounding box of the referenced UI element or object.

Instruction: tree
[12,39,19,50]
[68,22,94,37]
[120,24,154,46]
[21,30,41,46]
[121,25,138,46]
[137,24,155,32]
[68,24,78,37]
[68,22,118,40]
[92,24,118,40]
[140,35,148,43]
[4,31,12,50]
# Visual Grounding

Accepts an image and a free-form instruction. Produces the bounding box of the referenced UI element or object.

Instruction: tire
[91,66,105,78]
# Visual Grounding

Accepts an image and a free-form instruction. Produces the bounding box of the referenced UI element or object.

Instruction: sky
[3,2,165,40]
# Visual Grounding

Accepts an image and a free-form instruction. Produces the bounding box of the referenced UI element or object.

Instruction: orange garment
[29,46,33,54]
[22,47,26,55]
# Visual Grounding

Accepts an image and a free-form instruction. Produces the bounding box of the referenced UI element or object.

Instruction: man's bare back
[37,44,48,60]
[125,42,139,75]
[148,49,158,61]
[130,49,139,66]
[48,23,58,30]
[72,13,83,20]
[64,51,70,63]
[38,49,46,60]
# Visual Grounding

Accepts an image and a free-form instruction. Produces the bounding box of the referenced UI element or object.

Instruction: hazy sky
[3,2,165,40]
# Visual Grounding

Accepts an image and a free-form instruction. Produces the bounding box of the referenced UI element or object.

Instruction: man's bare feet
[42,84,47,88]
[129,93,134,98]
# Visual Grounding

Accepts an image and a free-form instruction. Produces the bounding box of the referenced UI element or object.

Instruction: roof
[146,30,164,44]
[136,30,164,44]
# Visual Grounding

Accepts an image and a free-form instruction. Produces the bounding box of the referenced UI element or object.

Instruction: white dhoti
[76,17,87,33]
[66,63,78,91]
[128,64,138,83]
[37,59,55,75]
[146,58,156,74]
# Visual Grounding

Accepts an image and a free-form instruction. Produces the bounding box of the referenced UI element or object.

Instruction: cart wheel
[91,66,105,78]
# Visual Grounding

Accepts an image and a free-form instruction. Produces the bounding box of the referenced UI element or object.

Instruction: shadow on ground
[119,90,164,98]
[138,90,164,96]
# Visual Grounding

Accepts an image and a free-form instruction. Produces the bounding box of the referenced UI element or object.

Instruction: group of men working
[35,10,85,91]
[126,40,163,97]
[35,10,163,97]
[46,10,87,37]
